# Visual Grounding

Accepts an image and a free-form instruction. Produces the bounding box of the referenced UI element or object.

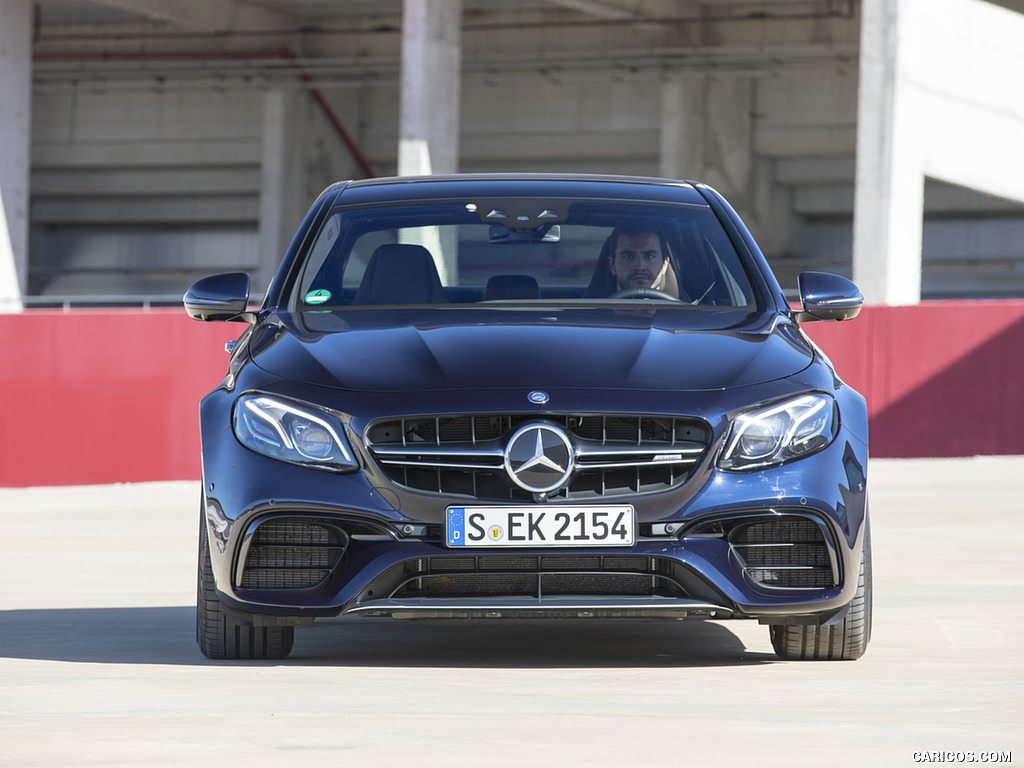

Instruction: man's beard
[627,270,658,287]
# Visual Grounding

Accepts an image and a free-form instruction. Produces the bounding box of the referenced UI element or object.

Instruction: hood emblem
[503,423,574,494]
[527,390,549,404]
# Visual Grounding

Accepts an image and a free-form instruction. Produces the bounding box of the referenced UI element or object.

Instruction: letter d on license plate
[446,505,634,548]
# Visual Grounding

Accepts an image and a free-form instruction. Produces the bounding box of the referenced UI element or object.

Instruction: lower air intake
[729,516,837,589]
[392,554,686,599]
[239,519,349,590]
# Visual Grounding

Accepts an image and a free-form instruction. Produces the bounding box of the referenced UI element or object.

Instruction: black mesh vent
[239,519,349,590]
[729,517,836,589]
[393,554,685,599]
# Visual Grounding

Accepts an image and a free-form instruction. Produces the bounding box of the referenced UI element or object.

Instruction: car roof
[331,173,708,207]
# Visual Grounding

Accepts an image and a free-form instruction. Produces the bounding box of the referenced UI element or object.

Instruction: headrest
[351,244,449,305]
[483,274,541,301]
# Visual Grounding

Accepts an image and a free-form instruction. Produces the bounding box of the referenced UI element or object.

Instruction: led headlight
[719,393,838,471]
[233,394,358,472]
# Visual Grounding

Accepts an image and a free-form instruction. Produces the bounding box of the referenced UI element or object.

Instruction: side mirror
[183,272,254,322]
[795,272,863,323]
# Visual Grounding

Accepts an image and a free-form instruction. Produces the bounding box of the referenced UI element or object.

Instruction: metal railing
[19,294,186,311]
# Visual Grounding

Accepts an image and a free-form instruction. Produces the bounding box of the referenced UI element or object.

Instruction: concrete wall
[31,88,267,298]
[19,0,1023,306]
[1,303,1021,488]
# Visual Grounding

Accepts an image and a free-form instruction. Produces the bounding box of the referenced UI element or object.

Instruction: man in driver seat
[585,221,679,298]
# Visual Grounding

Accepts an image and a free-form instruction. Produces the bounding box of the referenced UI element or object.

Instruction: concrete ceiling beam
[82,0,292,33]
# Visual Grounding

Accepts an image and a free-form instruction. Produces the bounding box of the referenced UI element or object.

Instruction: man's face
[609,232,667,290]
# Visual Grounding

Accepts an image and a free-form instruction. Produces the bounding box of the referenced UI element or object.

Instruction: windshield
[291,200,756,310]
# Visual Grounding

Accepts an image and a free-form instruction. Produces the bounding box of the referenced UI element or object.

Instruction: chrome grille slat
[365,413,711,501]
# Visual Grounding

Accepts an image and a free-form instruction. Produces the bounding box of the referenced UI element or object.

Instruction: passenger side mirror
[183,272,255,322]
[795,272,863,323]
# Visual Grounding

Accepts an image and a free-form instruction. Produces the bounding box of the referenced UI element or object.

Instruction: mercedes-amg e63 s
[185,174,871,661]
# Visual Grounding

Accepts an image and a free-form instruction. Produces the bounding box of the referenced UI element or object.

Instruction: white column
[398,0,462,176]
[853,0,923,306]
[854,0,1024,305]
[659,78,706,181]
[0,0,32,312]
[258,90,301,298]
[398,0,462,284]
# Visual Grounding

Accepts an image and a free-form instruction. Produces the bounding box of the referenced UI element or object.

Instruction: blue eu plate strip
[447,507,466,547]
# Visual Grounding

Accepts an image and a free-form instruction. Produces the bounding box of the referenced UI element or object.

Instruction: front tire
[197,512,294,660]
[769,525,872,661]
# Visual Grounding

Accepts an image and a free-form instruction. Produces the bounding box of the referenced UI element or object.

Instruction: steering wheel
[607,287,680,301]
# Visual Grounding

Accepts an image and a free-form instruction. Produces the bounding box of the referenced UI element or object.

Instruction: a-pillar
[0,0,32,313]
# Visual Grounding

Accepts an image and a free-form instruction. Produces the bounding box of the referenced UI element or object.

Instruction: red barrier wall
[1,301,1022,487]
[0,310,241,487]
[802,300,1024,458]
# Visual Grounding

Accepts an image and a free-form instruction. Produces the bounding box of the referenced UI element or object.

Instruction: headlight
[719,393,837,471]
[233,394,359,472]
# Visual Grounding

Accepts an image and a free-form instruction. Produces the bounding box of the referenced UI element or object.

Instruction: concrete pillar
[398,0,462,284]
[659,77,706,181]
[661,77,759,209]
[398,0,462,176]
[854,0,1024,305]
[854,0,923,305]
[258,90,300,298]
[0,0,32,312]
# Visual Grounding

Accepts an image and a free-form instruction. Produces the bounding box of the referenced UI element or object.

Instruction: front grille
[392,554,686,599]
[729,516,837,589]
[238,519,349,590]
[366,414,710,501]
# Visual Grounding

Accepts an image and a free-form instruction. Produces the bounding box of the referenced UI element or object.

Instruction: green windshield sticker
[304,289,332,305]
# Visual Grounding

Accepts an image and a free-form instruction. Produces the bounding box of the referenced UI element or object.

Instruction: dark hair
[609,221,669,260]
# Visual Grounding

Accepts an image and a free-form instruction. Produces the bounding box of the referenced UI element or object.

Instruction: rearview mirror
[488,223,561,244]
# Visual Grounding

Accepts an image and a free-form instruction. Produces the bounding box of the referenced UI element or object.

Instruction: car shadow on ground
[0,606,778,668]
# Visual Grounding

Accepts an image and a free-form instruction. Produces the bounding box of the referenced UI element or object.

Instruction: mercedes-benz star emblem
[527,390,549,404]
[503,423,574,494]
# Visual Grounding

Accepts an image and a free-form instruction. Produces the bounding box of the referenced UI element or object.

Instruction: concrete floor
[1,457,1021,767]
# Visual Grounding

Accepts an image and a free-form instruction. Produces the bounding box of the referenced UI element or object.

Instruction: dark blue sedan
[185,174,870,661]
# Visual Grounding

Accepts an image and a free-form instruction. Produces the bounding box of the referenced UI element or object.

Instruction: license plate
[446,505,634,548]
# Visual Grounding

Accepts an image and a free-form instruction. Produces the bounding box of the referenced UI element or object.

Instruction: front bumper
[204,498,866,628]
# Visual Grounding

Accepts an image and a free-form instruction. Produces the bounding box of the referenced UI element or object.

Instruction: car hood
[248,308,813,393]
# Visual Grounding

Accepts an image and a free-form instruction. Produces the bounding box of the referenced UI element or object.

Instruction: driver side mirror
[795,272,863,323]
